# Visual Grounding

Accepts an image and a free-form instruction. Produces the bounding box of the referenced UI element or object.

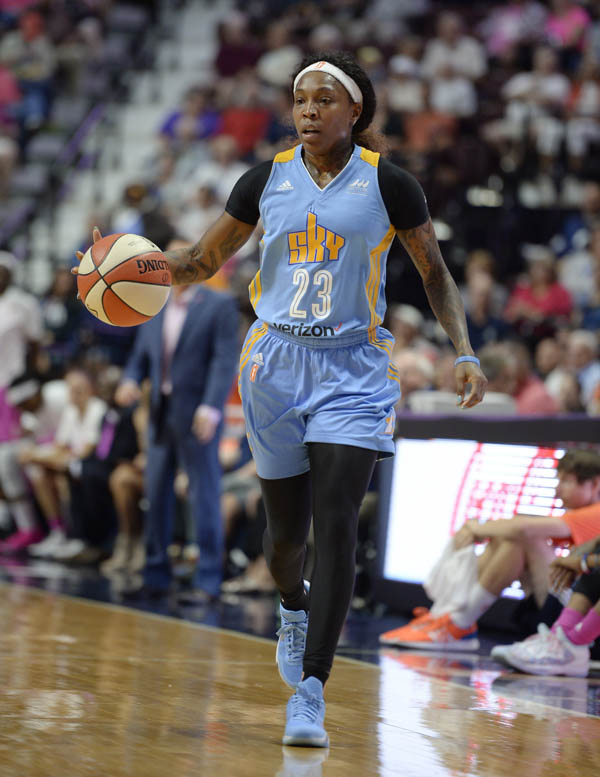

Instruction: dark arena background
[0,1,600,775]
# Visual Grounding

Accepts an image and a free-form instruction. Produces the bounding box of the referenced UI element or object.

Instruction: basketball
[77,233,172,327]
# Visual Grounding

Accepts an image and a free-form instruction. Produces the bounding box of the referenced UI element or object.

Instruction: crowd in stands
[0,0,600,670]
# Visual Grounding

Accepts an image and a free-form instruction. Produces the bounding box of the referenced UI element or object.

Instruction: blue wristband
[454,355,480,368]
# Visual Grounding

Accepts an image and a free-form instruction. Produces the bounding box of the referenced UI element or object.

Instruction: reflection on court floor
[0,583,599,777]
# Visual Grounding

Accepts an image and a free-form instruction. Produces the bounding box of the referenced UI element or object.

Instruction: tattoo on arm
[398,220,472,355]
[164,224,247,286]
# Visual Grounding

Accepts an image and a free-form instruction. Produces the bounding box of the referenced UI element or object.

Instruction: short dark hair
[557,450,600,483]
[292,50,383,152]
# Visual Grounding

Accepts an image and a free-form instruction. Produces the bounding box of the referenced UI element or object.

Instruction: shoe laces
[276,620,307,664]
[526,629,564,659]
[289,687,322,723]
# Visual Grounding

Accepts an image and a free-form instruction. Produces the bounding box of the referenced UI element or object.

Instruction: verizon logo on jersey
[288,212,345,264]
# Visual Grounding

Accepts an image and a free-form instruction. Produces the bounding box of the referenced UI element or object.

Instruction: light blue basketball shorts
[238,321,401,480]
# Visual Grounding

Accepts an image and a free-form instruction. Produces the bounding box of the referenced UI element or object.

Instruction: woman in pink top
[545,0,591,53]
[504,253,572,342]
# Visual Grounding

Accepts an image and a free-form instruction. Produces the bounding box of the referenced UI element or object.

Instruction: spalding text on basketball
[136,258,170,274]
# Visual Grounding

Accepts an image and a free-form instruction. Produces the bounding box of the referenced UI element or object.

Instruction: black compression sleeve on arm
[224,160,273,226]
[377,158,429,230]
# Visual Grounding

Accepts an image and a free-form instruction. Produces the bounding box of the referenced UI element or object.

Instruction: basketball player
[77,52,487,747]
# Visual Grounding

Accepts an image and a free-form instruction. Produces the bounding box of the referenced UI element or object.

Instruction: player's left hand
[456,361,487,409]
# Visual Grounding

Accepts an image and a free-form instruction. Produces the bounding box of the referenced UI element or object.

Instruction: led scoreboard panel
[381,439,565,598]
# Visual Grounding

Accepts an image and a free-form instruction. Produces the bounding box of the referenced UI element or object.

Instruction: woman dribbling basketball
[77,50,487,747]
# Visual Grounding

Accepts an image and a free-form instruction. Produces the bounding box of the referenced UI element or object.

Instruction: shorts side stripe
[239,323,268,371]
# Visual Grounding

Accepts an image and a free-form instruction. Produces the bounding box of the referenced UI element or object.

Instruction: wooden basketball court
[1,582,599,777]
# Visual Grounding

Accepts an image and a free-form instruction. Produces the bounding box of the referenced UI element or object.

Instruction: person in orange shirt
[380,449,600,650]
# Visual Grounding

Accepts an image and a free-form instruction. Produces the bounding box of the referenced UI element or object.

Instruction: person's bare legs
[26,465,62,525]
[109,462,143,537]
[449,538,528,629]
[477,538,527,596]
[103,462,144,574]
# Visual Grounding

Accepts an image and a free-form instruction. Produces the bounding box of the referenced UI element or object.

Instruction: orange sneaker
[379,608,435,644]
[379,613,480,651]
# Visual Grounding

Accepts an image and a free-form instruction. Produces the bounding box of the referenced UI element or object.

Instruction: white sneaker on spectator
[51,538,86,561]
[505,626,590,677]
[491,625,551,666]
[28,529,66,558]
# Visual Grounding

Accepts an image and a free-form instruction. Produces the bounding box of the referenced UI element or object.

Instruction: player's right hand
[72,226,103,277]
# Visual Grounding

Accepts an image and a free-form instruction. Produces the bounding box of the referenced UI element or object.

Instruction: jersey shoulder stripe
[273,147,296,164]
[359,147,380,168]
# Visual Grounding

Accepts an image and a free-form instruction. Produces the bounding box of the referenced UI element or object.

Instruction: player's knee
[318,508,357,551]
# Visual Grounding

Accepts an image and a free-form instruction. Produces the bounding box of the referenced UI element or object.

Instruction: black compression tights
[260,443,377,686]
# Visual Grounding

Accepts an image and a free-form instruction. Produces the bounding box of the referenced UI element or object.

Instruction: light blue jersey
[237,144,408,478]
[248,144,395,344]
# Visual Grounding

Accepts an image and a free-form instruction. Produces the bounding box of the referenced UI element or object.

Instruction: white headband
[293,61,363,105]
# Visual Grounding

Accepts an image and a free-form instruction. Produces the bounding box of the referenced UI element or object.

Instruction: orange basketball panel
[77,268,102,301]
[91,233,125,268]
[102,287,152,327]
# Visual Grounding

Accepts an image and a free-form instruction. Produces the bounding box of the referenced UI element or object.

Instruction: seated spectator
[557,223,599,309]
[579,228,600,331]
[22,366,106,558]
[0,251,43,444]
[158,86,221,151]
[56,367,143,564]
[535,336,564,380]
[379,450,600,650]
[566,329,600,410]
[421,11,487,82]
[110,182,175,250]
[385,55,426,118]
[39,266,84,379]
[506,340,560,414]
[495,535,600,676]
[254,86,294,161]
[220,456,274,594]
[0,9,56,143]
[476,344,518,399]
[428,64,478,118]
[464,271,509,351]
[564,60,600,171]
[388,303,437,362]
[504,249,572,345]
[433,350,459,393]
[460,249,508,318]
[174,185,222,246]
[0,372,67,552]
[214,11,262,78]
[182,134,250,206]
[393,349,434,408]
[484,45,569,164]
[478,1,547,59]
[255,21,302,89]
[544,0,591,71]
[219,71,271,158]
[554,180,600,257]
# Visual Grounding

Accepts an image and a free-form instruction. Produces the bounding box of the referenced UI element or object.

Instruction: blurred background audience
[1,0,600,602]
